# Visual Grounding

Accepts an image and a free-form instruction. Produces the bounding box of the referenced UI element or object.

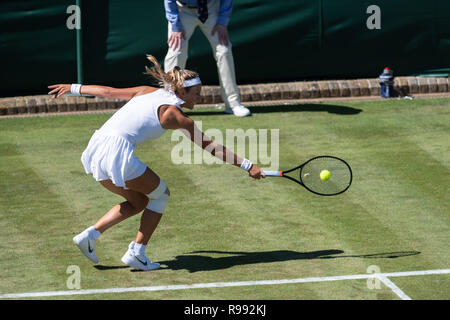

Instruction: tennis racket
[263,156,352,196]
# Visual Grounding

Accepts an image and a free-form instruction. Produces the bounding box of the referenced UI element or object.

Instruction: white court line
[377,276,411,300]
[0,268,448,299]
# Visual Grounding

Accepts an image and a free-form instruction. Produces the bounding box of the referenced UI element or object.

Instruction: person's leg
[94,168,168,250]
[74,164,167,269]
[114,167,170,270]
[124,167,170,245]
[198,17,248,115]
[73,181,149,264]
[136,205,164,245]
[163,8,199,72]
[94,180,149,233]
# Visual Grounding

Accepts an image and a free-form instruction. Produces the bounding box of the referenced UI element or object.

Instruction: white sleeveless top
[80,89,185,188]
[97,89,185,147]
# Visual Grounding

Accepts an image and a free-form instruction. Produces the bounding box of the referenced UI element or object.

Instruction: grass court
[0,97,449,300]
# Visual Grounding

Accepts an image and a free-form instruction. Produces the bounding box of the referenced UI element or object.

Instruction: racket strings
[300,157,352,196]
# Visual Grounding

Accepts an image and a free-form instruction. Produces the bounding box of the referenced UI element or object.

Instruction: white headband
[182,77,202,87]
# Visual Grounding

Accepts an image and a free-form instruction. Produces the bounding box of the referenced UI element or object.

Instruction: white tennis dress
[81,89,184,188]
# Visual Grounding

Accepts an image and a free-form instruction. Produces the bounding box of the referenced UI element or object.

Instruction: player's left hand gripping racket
[263,155,352,196]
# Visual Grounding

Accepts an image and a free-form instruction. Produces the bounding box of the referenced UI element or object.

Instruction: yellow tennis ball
[320,170,331,181]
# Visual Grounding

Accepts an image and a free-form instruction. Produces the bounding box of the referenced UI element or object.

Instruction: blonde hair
[144,54,199,92]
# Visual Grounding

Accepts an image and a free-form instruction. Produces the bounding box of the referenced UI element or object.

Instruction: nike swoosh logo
[88,240,93,253]
[135,256,148,266]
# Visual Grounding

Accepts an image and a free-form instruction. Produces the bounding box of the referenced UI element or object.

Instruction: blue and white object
[378,67,394,98]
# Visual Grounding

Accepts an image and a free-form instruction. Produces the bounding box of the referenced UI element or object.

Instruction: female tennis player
[48,55,264,271]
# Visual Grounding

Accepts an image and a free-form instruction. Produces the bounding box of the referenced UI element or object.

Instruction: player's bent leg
[125,167,161,195]
[94,179,150,232]
[146,179,170,213]
[120,204,167,271]
[121,207,164,271]
[137,186,170,244]
[73,180,149,264]
[124,167,171,220]
[121,167,171,271]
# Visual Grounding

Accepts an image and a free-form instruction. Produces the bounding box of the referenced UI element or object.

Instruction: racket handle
[263,170,282,177]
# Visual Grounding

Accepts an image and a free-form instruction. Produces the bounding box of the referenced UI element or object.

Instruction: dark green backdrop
[1,0,449,97]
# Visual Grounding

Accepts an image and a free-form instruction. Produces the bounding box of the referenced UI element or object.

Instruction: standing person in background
[164,0,251,117]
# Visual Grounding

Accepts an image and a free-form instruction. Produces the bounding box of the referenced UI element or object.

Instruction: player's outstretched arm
[48,84,153,100]
[160,106,264,179]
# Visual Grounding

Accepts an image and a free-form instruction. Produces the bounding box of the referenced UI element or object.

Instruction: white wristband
[240,158,253,171]
[71,84,82,96]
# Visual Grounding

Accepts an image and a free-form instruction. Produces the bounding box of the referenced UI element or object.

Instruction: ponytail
[144,54,199,92]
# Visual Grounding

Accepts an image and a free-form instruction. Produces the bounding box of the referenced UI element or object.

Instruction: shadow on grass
[157,250,420,273]
[186,104,363,116]
[94,265,129,271]
[93,250,420,273]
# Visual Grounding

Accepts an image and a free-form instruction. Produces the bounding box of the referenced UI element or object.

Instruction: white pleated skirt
[81,131,147,189]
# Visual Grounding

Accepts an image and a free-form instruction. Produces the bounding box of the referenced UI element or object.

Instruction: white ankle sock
[134,242,147,256]
[87,226,101,240]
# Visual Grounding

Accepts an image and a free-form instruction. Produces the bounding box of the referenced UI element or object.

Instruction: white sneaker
[121,242,160,271]
[73,230,99,264]
[225,105,251,117]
